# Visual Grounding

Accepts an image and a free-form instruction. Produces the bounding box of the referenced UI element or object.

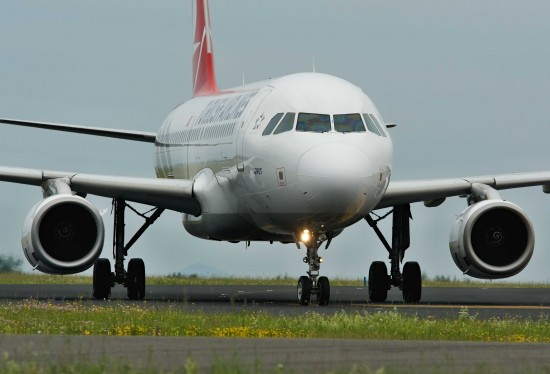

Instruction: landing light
[301,229,311,243]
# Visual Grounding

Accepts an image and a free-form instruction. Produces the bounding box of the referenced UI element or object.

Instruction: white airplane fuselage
[155,73,393,242]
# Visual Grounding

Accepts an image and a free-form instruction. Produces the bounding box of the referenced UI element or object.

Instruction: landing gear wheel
[93,258,112,300]
[368,261,388,303]
[317,276,330,306]
[402,261,422,303]
[127,258,146,300]
[297,276,312,305]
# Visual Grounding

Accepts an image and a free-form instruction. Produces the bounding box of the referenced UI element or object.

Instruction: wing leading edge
[377,171,550,209]
[0,166,200,215]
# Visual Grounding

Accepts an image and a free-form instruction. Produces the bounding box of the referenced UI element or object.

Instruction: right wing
[0,118,157,143]
[0,166,200,215]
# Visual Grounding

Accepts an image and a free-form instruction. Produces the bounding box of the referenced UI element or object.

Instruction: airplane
[1,0,549,305]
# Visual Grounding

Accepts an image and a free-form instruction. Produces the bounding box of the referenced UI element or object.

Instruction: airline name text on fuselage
[195,92,257,125]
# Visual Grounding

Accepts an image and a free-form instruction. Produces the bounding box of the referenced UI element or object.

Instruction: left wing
[377,171,550,209]
[0,166,200,215]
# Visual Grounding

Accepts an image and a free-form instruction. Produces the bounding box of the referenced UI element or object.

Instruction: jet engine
[449,199,534,279]
[21,194,105,274]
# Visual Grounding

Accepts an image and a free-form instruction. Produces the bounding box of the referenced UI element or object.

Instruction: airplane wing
[0,118,157,143]
[377,171,550,209]
[0,166,200,215]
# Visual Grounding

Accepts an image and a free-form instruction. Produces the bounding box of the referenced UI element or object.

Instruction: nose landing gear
[296,231,331,306]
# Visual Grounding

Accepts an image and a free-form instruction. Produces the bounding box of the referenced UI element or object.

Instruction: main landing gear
[296,231,331,306]
[93,198,164,300]
[365,204,422,303]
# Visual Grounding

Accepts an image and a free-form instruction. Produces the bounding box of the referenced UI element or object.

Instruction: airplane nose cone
[298,143,374,216]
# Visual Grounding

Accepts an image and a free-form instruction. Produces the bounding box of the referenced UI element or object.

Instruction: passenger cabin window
[273,112,296,134]
[363,113,385,137]
[296,113,331,133]
[262,113,284,136]
[334,113,366,133]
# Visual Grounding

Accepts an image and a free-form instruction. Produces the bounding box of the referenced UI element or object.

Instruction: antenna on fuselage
[312,56,316,73]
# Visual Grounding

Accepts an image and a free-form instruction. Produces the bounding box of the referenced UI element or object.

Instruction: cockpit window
[334,113,366,133]
[273,112,296,135]
[363,113,384,136]
[262,113,284,136]
[369,114,387,137]
[296,113,331,133]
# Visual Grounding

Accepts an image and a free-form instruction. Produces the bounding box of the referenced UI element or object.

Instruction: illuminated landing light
[301,229,311,243]
[319,257,323,263]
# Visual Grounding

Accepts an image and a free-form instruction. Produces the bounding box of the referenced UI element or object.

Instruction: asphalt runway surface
[1,284,549,319]
[0,335,548,373]
[1,284,549,372]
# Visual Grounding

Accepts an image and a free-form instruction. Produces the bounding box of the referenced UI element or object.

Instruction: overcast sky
[1,1,550,282]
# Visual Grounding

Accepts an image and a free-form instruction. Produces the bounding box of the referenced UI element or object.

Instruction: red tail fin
[192,0,218,97]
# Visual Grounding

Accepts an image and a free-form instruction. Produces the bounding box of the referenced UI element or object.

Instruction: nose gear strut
[297,231,330,306]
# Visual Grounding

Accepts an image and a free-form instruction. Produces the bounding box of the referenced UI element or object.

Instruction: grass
[0,272,548,373]
[0,271,548,288]
[0,300,548,342]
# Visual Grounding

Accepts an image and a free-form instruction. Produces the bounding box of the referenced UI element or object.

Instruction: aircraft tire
[317,276,330,306]
[127,258,146,300]
[368,261,388,302]
[402,261,422,303]
[93,258,112,300]
[297,276,312,305]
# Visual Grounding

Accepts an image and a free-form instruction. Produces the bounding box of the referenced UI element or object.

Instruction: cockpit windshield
[263,112,386,136]
[334,113,366,133]
[296,113,331,133]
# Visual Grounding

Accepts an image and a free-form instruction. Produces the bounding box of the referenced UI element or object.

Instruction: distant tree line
[0,254,22,272]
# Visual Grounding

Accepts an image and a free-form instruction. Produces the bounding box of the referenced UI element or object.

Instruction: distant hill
[177,263,226,277]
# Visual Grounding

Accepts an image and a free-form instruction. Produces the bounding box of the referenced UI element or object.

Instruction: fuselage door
[236,88,272,167]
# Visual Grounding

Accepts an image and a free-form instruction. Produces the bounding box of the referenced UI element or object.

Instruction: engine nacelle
[449,199,534,279]
[22,194,105,274]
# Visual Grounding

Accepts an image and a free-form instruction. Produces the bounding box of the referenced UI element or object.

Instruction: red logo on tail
[192,0,218,97]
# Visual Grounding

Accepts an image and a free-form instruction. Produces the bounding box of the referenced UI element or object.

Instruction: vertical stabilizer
[193,0,218,97]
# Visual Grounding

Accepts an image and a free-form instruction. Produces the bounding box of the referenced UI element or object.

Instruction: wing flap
[0,166,200,215]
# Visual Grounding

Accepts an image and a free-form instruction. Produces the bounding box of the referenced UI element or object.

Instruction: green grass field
[0,272,548,373]
[0,271,548,288]
[0,272,548,342]
[0,299,548,343]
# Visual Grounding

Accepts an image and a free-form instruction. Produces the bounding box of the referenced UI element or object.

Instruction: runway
[1,284,549,372]
[1,284,549,319]
[0,335,548,373]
